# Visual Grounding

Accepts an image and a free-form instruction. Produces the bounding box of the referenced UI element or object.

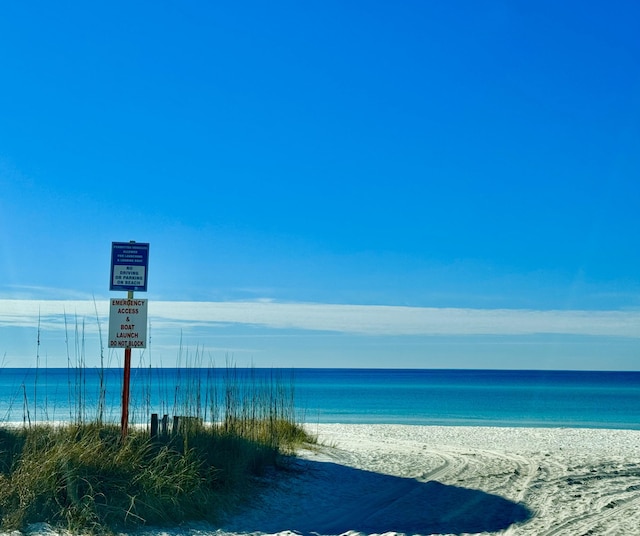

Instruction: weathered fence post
[162,414,168,437]
[173,415,180,436]
[150,413,158,439]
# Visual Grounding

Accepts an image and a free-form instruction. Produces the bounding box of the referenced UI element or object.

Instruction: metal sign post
[109,241,149,439]
[122,290,133,439]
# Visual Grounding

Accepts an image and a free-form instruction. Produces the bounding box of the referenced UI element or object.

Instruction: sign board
[108,298,148,348]
[110,242,149,292]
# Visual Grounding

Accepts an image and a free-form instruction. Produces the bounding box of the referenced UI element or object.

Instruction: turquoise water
[2,368,640,429]
[294,369,640,429]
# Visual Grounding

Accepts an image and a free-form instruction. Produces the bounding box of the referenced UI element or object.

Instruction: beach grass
[0,366,313,533]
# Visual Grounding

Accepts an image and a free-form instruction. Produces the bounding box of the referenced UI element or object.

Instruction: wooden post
[173,415,180,436]
[162,414,168,437]
[150,413,158,438]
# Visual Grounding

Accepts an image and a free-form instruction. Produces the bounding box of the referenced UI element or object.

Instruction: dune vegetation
[0,366,313,533]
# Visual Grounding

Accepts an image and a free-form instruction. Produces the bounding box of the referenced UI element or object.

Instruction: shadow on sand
[225,458,532,535]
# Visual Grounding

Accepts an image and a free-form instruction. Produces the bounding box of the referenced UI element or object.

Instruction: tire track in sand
[539,493,640,535]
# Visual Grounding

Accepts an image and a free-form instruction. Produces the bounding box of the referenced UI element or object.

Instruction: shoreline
[301,418,640,431]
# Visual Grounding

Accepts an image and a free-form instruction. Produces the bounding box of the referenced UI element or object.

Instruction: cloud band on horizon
[1,299,639,338]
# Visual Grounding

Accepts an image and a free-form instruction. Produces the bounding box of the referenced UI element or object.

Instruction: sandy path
[221,424,640,536]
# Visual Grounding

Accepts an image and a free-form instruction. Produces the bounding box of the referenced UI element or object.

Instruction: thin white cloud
[0,284,99,301]
[0,299,103,331]
[1,299,640,338]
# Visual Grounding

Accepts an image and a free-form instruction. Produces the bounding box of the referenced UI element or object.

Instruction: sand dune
[13,424,640,536]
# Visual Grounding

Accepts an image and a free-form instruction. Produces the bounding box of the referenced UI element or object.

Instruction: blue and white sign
[110,242,150,292]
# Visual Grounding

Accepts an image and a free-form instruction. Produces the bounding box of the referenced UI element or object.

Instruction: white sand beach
[14,424,640,536]
[221,424,640,536]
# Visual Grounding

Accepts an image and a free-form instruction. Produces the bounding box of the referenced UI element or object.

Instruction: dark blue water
[1,368,639,430]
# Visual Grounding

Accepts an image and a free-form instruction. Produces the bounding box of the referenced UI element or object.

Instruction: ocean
[1,368,640,430]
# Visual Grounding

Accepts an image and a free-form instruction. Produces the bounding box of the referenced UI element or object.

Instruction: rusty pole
[121,288,133,439]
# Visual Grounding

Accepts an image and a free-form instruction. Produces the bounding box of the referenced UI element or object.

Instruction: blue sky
[1,1,639,369]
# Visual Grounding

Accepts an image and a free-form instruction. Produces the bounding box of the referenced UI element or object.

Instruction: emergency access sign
[110,242,149,292]
[108,298,148,348]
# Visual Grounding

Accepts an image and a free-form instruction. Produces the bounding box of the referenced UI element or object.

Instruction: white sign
[108,298,148,348]
[112,265,146,290]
